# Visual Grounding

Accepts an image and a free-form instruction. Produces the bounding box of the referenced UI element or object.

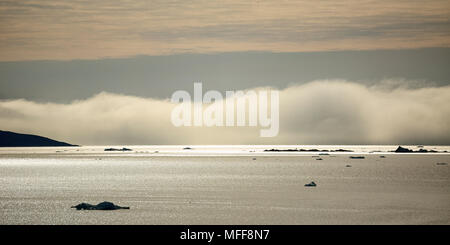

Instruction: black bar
[0,225,448,244]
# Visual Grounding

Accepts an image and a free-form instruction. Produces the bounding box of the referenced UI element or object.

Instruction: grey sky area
[1,48,449,102]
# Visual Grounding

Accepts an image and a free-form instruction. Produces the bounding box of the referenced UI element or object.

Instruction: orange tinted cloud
[0,0,449,61]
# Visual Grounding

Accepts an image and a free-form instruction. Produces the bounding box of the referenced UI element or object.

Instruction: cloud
[278,80,450,145]
[0,0,449,60]
[1,80,449,145]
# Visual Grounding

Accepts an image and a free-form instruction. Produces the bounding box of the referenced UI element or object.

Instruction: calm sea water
[0,145,449,224]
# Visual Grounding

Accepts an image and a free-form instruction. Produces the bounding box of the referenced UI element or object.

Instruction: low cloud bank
[1,80,449,145]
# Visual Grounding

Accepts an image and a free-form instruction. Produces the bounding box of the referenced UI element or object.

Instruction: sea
[0,145,449,224]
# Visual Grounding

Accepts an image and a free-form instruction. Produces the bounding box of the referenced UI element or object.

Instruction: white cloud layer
[1,80,449,145]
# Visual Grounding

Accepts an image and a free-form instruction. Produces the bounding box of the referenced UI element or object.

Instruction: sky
[0,0,449,145]
[1,0,449,61]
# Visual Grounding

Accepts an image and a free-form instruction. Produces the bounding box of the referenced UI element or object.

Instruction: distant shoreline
[0,130,77,147]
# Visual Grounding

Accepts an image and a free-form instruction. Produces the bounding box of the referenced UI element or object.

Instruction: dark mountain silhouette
[0,130,77,147]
